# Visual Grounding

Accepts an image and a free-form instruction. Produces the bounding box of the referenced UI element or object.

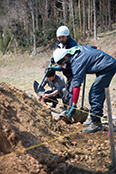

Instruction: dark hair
[46,69,55,77]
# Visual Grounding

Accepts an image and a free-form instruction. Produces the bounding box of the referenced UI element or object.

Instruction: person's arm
[67,86,80,116]
[43,90,58,100]
[47,66,64,72]
[72,86,80,106]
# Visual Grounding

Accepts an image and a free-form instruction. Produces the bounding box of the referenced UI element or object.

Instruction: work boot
[83,117,92,126]
[82,121,103,133]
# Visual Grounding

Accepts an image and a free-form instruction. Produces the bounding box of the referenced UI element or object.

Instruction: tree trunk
[90,0,93,32]
[105,0,108,29]
[52,0,56,24]
[99,0,103,32]
[88,0,91,37]
[78,0,82,34]
[14,36,17,54]
[35,0,39,30]
[28,0,37,55]
[93,0,97,40]
[62,0,68,25]
[113,1,116,23]
[32,8,37,55]
[102,0,105,31]
[83,0,86,38]
[108,0,112,31]
[45,0,48,20]
[69,0,76,38]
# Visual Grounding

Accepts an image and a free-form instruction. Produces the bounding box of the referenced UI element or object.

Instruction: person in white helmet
[49,26,79,112]
[52,46,116,133]
[56,26,79,49]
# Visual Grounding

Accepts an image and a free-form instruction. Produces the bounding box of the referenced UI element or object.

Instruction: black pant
[62,78,73,108]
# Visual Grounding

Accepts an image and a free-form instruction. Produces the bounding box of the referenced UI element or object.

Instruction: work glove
[47,66,61,72]
[67,105,76,118]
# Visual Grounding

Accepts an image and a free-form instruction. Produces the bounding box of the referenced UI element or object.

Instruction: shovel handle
[81,75,86,109]
[38,59,53,90]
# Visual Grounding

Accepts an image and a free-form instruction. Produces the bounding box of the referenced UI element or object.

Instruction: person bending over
[52,46,116,133]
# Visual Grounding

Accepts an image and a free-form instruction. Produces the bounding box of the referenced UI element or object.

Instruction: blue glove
[47,66,61,72]
[67,106,76,116]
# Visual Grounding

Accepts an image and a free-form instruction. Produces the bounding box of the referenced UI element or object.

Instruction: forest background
[0,0,116,56]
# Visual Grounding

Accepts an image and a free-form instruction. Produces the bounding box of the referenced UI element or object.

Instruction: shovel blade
[60,115,72,124]
[33,80,45,95]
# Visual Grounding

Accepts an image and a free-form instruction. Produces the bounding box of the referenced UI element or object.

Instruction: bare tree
[105,0,108,29]
[99,0,103,32]
[35,0,39,30]
[103,0,105,31]
[112,0,116,23]
[90,0,93,32]
[93,0,97,40]
[52,0,56,23]
[69,0,76,38]
[78,0,82,34]
[0,0,116,53]
[27,0,37,55]
[45,0,48,20]
[83,0,86,38]
[62,0,68,25]
[108,0,112,31]
[88,0,91,37]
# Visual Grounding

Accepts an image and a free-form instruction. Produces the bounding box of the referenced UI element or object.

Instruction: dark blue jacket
[56,36,78,80]
[56,36,79,49]
[70,45,116,87]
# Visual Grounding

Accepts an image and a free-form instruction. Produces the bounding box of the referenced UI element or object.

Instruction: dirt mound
[0,82,58,151]
[0,82,116,174]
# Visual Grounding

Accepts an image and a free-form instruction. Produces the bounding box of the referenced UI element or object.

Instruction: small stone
[96,168,102,172]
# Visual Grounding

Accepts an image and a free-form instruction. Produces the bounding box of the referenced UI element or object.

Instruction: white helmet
[56,26,70,37]
[53,48,67,63]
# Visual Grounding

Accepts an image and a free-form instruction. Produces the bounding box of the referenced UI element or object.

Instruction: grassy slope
[0,27,116,96]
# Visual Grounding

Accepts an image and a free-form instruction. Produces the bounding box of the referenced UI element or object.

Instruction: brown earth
[0,29,116,174]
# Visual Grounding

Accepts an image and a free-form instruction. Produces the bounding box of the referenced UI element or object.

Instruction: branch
[57,0,63,4]
[56,6,63,12]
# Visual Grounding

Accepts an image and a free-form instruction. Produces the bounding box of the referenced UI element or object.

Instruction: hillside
[0,29,116,174]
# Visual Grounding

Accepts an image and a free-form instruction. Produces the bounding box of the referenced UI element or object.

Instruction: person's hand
[47,66,56,71]
[47,66,60,72]
[67,105,76,116]
[43,94,49,100]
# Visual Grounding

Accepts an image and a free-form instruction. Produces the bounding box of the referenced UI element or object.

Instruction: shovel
[33,57,53,95]
[60,75,89,124]
[33,80,45,95]
[72,75,89,123]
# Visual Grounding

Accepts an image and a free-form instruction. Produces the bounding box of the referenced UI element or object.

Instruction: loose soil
[0,29,116,174]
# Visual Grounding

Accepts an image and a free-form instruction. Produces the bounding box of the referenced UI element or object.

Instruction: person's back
[52,46,116,133]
